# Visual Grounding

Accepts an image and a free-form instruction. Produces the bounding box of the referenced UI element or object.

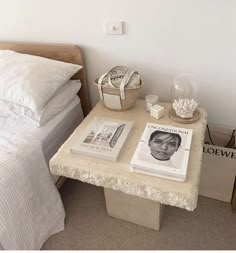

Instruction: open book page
[83,121,125,148]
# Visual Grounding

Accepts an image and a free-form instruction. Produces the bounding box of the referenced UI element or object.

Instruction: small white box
[150,104,165,119]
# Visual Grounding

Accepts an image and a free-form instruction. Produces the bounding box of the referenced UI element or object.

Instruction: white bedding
[0,97,84,249]
[30,97,84,183]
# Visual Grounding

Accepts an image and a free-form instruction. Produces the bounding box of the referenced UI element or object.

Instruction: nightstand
[50,100,207,230]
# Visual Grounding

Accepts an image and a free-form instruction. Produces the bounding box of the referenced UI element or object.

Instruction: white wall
[0,0,235,128]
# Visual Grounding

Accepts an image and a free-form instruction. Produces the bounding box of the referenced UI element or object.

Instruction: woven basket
[94,78,143,111]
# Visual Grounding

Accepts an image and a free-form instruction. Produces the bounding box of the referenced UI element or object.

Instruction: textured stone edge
[52,163,195,211]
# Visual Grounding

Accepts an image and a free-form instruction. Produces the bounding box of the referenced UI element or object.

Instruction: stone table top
[50,100,207,211]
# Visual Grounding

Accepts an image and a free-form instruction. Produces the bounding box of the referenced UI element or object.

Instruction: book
[130,123,193,182]
[70,117,133,161]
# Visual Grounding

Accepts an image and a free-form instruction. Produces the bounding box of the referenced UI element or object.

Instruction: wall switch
[104,21,123,35]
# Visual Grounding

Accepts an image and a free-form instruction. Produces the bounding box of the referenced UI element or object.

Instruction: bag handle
[97,66,140,100]
[97,66,127,101]
[98,66,128,86]
[206,125,236,148]
[118,71,140,99]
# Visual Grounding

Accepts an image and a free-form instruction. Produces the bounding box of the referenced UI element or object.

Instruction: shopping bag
[199,124,236,202]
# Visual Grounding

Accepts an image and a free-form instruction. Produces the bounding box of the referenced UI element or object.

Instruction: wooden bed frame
[0,42,91,189]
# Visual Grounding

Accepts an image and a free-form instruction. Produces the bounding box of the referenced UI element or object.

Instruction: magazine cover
[130,123,193,182]
[71,117,133,161]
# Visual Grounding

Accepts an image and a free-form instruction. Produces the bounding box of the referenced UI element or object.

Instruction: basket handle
[97,66,140,101]
[98,66,128,86]
[119,70,140,99]
[97,67,120,101]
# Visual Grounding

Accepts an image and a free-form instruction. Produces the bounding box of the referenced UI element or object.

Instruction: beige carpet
[42,179,236,250]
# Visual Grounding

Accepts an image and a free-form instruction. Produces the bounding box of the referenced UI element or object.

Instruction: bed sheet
[29,97,84,182]
[0,96,83,249]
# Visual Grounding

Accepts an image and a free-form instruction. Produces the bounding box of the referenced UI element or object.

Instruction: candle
[145,94,158,112]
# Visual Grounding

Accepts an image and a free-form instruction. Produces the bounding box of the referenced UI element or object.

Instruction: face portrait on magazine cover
[148,130,182,161]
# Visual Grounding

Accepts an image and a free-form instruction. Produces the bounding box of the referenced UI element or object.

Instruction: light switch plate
[104,21,123,35]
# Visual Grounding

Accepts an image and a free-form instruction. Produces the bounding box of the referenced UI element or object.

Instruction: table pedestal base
[104,188,165,230]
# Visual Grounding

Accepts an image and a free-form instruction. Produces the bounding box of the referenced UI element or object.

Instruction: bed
[0,42,90,250]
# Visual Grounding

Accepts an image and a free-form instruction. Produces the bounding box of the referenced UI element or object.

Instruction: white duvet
[0,111,65,249]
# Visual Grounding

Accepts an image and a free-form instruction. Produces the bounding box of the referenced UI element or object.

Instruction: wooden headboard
[0,42,90,116]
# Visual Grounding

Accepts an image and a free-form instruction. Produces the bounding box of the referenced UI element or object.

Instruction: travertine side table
[50,100,207,230]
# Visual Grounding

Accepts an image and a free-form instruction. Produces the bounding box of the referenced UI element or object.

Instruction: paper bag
[199,125,236,202]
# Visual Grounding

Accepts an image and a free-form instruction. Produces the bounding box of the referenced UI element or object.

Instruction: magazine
[70,117,133,161]
[130,123,193,182]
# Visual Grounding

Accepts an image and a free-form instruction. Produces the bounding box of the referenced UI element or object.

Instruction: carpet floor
[42,179,236,250]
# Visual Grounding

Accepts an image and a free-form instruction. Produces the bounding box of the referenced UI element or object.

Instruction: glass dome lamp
[170,73,200,123]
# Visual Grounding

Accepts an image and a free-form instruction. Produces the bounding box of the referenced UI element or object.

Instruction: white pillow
[1,80,81,126]
[0,50,82,111]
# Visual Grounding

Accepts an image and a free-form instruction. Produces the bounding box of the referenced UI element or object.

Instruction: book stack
[70,117,133,161]
[130,123,193,182]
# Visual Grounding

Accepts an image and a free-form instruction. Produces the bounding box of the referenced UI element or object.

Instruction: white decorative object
[173,98,198,118]
[145,94,158,112]
[150,104,164,119]
[171,73,199,121]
